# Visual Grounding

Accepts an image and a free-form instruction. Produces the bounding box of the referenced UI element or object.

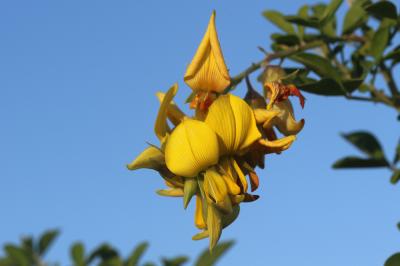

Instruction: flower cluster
[128,11,305,250]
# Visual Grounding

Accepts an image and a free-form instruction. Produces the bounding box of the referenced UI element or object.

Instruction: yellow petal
[253,109,280,127]
[271,100,305,135]
[156,92,185,126]
[205,94,261,154]
[203,168,232,214]
[154,84,178,142]
[231,158,248,193]
[156,188,184,197]
[165,119,219,177]
[192,230,209,240]
[258,135,296,154]
[184,11,230,93]
[195,195,206,229]
[127,145,164,171]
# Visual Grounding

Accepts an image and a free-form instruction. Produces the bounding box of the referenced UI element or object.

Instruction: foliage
[230,0,400,264]
[0,230,234,266]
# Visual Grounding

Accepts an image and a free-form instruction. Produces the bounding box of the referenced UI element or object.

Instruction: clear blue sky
[1,0,399,265]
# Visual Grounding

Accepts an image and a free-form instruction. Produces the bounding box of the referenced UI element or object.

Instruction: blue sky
[0,0,399,265]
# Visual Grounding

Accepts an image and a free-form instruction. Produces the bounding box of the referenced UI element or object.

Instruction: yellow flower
[184,11,230,93]
[165,119,220,178]
[127,13,305,252]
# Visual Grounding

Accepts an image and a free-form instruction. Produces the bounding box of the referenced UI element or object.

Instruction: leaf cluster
[0,230,234,266]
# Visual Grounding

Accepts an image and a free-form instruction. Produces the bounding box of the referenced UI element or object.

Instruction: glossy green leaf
[369,24,390,61]
[390,169,400,185]
[342,3,367,34]
[194,240,234,266]
[385,253,400,266]
[333,156,389,168]
[298,78,345,95]
[271,34,300,46]
[320,0,343,25]
[38,229,59,255]
[297,78,362,96]
[366,1,397,20]
[284,15,320,28]
[126,242,149,266]
[290,53,342,81]
[162,256,189,266]
[342,131,386,159]
[263,10,296,34]
[71,242,85,266]
[297,5,309,38]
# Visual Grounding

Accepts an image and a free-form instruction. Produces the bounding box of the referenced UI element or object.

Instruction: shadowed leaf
[194,240,234,266]
[87,244,119,264]
[297,78,362,96]
[38,229,59,256]
[71,242,85,266]
[162,256,189,266]
[333,156,389,168]
[126,242,149,266]
[385,253,400,266]
[342,131,386,158]
[4,245,29,266]
[366,1,397,20]
[390,169,400,185]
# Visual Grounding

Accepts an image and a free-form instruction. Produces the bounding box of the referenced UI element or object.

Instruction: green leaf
[342,131,386,159]
[297,5,309,38]
[4,245,30,266]
[126,242,149,266]
[390,169,400,185]
[38,229,59,256]
[385,253,400,266]
[333,156,389,168]
[320,0,343,25]
[162,256,189,266]
[290,53,342,81]
[263,10,296,34]
[183,178,197,209]
[194,240,234,266]
[342,2,367,34]
[271,34,300,46]
[284,15,320,28]
[87,244,119,263]
[143,263,157,266]
[366,1,398,20]
[369,24,390,61]
[71,242,85,266]
[298,78,345,95]
[297,78,362,96]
